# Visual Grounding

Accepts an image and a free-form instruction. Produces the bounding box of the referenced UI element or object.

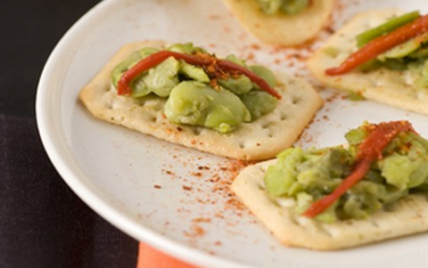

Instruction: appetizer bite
[79,41,323,160]
[308,10,428,115]
[222,0,335,46]
[232,121,428,250]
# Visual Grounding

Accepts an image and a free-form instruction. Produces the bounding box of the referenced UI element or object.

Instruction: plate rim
[34,0,249,267]
[35,0,428,267]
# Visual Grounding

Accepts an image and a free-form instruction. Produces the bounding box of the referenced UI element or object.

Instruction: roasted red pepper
[117,50,281,99]
[217,60,281,99]
[303,121,416,218]
[326,14,428,75]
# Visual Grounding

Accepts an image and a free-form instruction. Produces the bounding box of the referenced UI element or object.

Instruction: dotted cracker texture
[79,41,323,161]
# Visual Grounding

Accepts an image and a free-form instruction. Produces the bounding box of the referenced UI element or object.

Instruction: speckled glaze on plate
[36,0,428,267]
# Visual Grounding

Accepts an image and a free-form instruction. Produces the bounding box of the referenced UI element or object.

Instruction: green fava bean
[255,0,309,15]
[180,62,210,83]
[225,54,248,67]
[250,65,276,88]
[111,47,160,97]
[142,57,180,97]
[409,46,428,58]
[164,81,251,133]
[218,76,253,95]
[111,51,141,87]
[256,0,282,15]
[240,90,278,119]
[281,0,309,15]
[168,43,206,54]
[380,33,428,59]
[263,122,428,222]
[217,55,254,95]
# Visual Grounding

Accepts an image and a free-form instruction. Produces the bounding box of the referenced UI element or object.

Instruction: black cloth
[0,115,138,268]
[1,0,139,267]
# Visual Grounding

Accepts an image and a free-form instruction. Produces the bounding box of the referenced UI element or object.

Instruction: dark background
[1,0,138,267]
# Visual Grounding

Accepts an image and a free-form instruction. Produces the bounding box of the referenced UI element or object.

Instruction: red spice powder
[182,185,193,191]
[184,224,205,238]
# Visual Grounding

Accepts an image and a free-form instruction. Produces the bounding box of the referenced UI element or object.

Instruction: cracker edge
[232,160,428,250]
[222,0,336,46]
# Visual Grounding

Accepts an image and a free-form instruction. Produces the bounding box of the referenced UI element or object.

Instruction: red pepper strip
[117,51,281,99]
[218,60,282,99]
[325,14,428,76]
[117,51,207,95]
[303,121,415,218]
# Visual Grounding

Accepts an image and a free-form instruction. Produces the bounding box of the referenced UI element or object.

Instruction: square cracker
[79,41,323,161]
[232,160,428,250]
[307,9,428,115]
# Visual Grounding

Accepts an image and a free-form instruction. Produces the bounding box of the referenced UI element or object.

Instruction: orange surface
[137,243,201,268]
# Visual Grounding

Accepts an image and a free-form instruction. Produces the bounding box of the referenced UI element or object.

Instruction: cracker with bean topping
[79,40,323,160]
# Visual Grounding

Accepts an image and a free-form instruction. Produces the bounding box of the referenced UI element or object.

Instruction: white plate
[36,0,428,267]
